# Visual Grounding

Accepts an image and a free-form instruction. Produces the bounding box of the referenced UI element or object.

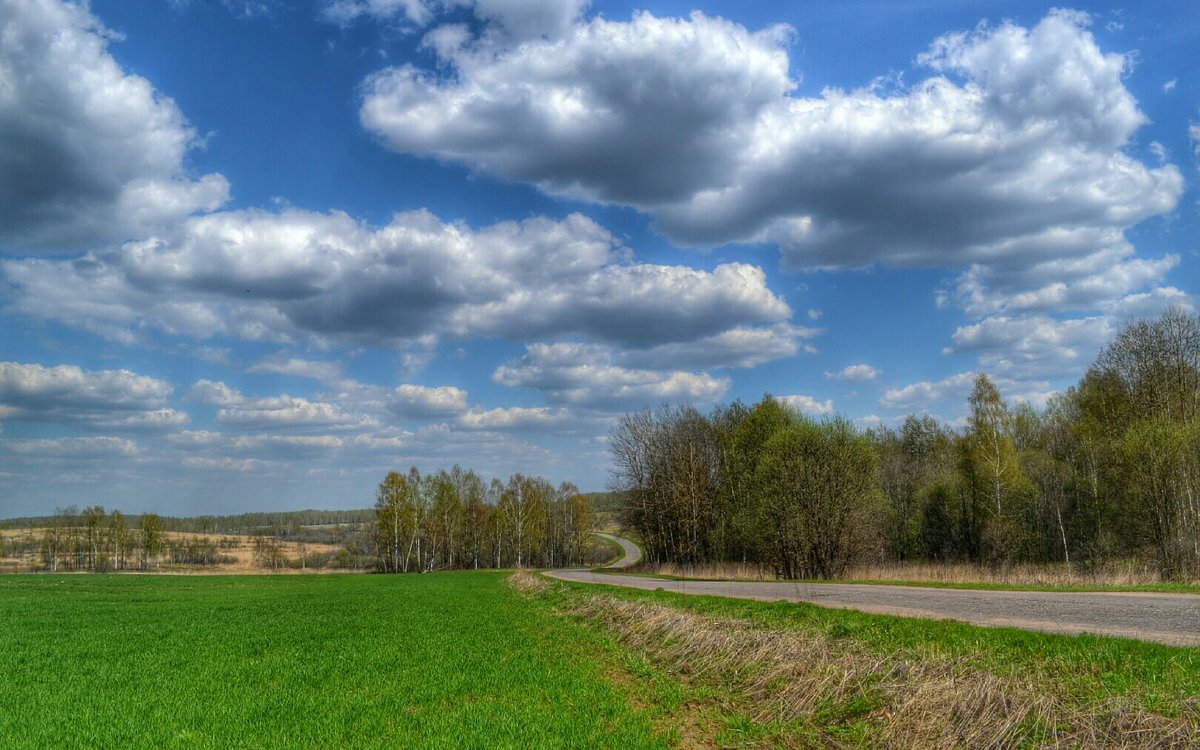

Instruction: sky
[1,0,1197,517]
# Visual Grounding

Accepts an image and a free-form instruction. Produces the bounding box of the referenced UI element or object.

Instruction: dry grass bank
[568,592,1199,748]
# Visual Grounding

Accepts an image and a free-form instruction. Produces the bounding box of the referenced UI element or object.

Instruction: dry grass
[507,568,552,595]
[569,593,1199,748]
[841,560,1168,588]
[641,561,778,581]
[636,559,1172,587]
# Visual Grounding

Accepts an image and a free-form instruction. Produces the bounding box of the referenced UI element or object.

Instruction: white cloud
[458,406,574,430]
[362,11,792,207]
[0,361,186,431]
[950,237,1179,318]
[947,315,1116,379]
[779,394,834,416]
[353,6,1188,390]
[321,0,433,26]
[186,379,244,406]
[186,379,376,431]
[181,456,275,472]
[619,323,818,370]
[0,0,228,253]
[248,356,347,385]
[388,384,469,418]
[3,209,792,351]
[4,436,139,458]
[1163,79,1177,93]
[493,342,729,409]
[360,10,1179,273]
[217,396,375,431]
[826,364,881,381]
[880,372,977,411]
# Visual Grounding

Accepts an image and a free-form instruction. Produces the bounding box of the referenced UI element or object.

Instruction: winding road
[549,536,1200,647]
[593,532,643,568]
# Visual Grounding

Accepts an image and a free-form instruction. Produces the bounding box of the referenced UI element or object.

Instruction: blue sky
[1,0,1197,516]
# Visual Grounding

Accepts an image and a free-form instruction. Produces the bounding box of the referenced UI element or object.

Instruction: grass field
[0,572,668,749]
[5,570,1198,748]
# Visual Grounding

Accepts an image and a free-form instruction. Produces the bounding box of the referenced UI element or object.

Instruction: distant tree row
[3,508,375,544]
[372,466,593,572]
[35,507,167,572]
[612,309,1200,581]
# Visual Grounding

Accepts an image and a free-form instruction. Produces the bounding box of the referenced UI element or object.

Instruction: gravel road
[550,539,1200,647]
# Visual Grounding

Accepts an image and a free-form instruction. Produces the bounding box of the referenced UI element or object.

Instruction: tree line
[31,507,169,572]
[372,466,593,572]
[611,309,1200,581]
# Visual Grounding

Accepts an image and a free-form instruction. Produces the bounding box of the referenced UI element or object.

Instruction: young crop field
[5,569,1199,749]
[0,572,669,749]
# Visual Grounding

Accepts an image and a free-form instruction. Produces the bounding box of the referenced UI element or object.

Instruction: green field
[0,573,667,749]
[5,571,1198,749]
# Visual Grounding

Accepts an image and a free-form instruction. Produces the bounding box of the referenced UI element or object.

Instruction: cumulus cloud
[949,237,1180,318]
[493,342,729,409]
[216,397,375,431]
[826,364,881,381]
[362,11,791,207]
[4,436,139,458]
[360,9,1179,270]
[779,394,834,416]
[186,379,376,431]
[946,315,1117,379]
[248,356,347,386]
[880,372,977,411]
[388,384,469,418]
[356,6,1188,388]
[321,0,433,26]
[186,379,244,406]
[0,361,186,431]
[0,0,228,253]
[619,323,819,370]
[458,406,574,430]
[3,209,792,350]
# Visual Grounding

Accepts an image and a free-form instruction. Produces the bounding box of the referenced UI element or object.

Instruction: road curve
[594,532,642,568]
[549,545,1200,647]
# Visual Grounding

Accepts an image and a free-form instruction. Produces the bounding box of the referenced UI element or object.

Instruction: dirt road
[550,540,1200,647]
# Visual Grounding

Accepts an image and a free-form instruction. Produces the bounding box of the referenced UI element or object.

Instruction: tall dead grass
[507,568,552,595]
[571,594,1198,748]
[639,559,1170,587]
[842,560,1167,588]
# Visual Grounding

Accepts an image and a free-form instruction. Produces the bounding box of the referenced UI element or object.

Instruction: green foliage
[610,309,1200,581]
[372,466,592,573]
[0,573,667,749]
[756,417,882,578]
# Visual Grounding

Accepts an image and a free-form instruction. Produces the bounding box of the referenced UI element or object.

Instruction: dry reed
[570,594,1198,748]
[638,559,1171,588]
